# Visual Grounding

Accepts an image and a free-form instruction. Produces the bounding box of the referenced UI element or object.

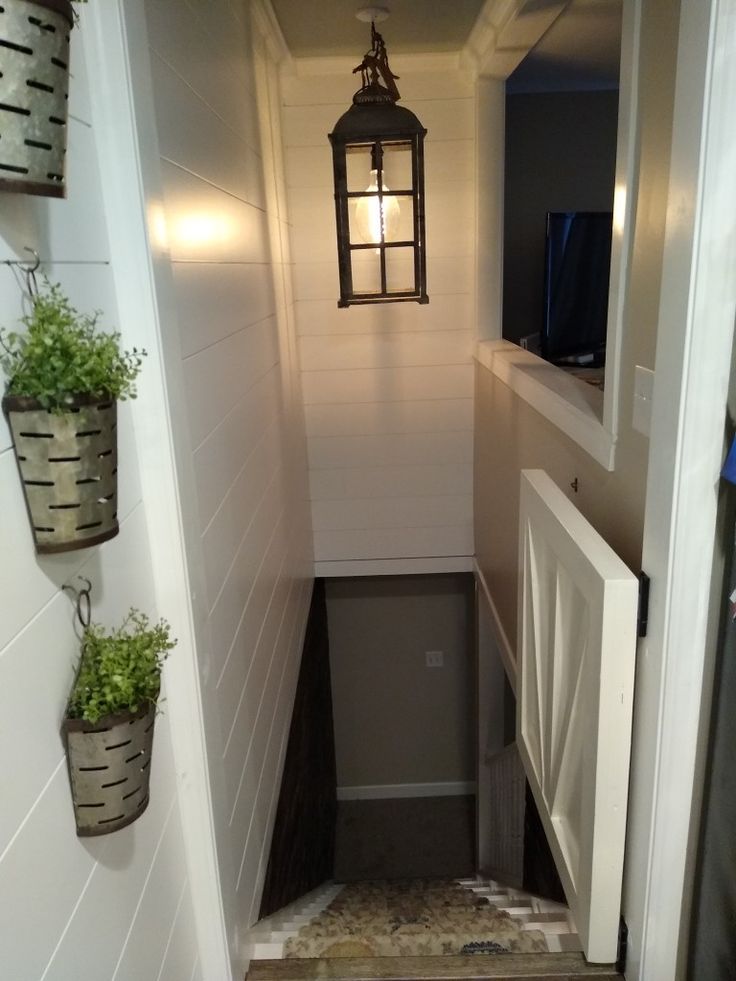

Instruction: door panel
[517,470,638,963]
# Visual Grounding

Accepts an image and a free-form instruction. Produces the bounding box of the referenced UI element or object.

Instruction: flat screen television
[542,211,613,367]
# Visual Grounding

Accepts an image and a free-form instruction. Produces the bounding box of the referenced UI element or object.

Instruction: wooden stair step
[246,952,621,981]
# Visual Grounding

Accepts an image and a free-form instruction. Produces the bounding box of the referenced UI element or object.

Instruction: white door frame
[622,1,736,978]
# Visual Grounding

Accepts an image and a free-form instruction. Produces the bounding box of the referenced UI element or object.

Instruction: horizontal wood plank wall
[142,2,313,976]
[281,59,476,575]
[0,13,199,981]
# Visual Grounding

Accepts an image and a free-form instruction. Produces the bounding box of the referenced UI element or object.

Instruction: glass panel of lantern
[346,144,373,194]
[352,251,382,294]
[346,142,417,295]
[385,247,416,294]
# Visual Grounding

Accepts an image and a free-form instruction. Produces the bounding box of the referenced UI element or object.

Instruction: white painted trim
[314,556,474,578]
[462,0,568,78]
[474,559,517,693]
[251,0,292,68]
[475,341,615,471]
[337,782,476,801]
[288,51,462,79]
[623,1,736,978]
[475,77,505,341]
[601,0,642,452]
[82,4,231,979]
[245,882,343,953]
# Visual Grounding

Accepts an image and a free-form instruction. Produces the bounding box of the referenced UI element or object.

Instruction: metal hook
[3,247,42,300]
[62,577,93,631]
[23,246,40,274]
[23,247,40,300]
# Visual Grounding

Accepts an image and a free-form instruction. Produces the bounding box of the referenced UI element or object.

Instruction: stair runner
[245,878,581,962]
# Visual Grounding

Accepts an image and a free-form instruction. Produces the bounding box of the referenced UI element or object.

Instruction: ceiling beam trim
[462,0,571,78]
[251,0,294,68]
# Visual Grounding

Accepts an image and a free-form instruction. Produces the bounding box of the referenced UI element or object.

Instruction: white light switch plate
[633,365,655,437]
[425,650,444,668]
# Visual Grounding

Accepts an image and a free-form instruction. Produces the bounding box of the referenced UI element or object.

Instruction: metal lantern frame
[329,24,428,308]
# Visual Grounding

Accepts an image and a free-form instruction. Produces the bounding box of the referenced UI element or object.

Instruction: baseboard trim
[336,781,476,801]
[314,556,474,578]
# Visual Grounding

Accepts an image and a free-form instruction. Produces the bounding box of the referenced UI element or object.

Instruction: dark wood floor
[247,953,620,981]
[334,796,476,881]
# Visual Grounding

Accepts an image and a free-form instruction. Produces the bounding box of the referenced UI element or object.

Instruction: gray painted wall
[326,575,474,789]
[502,90,619,345]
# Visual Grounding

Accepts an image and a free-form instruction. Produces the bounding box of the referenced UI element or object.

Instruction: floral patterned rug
[283,879,548,958]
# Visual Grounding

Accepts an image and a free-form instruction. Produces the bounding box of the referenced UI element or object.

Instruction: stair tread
[246,952,620,980]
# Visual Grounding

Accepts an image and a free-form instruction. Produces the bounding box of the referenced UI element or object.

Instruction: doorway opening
[327,573,476,882]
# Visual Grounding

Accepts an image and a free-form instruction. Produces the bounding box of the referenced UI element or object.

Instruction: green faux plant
[67,610,176,725]
[0,279,145,410]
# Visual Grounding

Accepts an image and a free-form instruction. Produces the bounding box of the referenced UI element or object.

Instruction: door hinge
[617,916,629,973]
[637,572,650,638]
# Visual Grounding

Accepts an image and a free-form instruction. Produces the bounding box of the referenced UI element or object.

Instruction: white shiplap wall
[139,1,313,976]
[281,57,476,575]
[0,16,198,981]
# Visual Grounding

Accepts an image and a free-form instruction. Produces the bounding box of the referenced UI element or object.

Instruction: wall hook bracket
[3,246,42,300]
[62,577,93,631]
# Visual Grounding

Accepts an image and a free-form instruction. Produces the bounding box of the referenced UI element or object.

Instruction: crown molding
[461,0,570,78]
[250,0,293,69]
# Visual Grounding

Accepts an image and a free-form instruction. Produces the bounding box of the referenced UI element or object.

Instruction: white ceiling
[509,0,622,93]
[270,0,622,92]
[270,0,486,57]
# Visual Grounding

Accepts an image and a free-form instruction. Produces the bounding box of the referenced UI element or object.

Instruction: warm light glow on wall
[148,204,169,251]
[613,184,627,233]
[172,212,233,248]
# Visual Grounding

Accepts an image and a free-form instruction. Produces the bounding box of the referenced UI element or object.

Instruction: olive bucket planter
[63,700,156,836]
[0,0,74,197]
[2,393,119,553]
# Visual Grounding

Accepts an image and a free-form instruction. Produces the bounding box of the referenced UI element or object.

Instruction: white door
[517,470,638,963]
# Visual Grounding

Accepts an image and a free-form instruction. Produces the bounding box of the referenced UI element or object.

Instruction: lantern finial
[352,22,401,105]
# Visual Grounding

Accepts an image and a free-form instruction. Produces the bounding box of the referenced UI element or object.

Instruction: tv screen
[542,211,613,366]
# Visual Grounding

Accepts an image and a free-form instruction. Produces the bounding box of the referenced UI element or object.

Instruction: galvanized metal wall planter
[0,0,74,197]
[2,393,119,553]
[63,701,156,836]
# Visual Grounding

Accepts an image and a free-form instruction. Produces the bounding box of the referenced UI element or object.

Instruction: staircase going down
[244,877,621,980]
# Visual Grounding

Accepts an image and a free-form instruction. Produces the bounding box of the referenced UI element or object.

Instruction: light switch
[633,365,654,437]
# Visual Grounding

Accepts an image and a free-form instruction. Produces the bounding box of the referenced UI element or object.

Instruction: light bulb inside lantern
[355,169,400,247]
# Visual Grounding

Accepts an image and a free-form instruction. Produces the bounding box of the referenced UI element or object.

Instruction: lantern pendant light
[328,17,428,307]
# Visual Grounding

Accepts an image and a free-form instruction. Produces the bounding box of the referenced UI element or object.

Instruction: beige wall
[327,575,474,788]
[281,59,476,572]
[475,0,682,650]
